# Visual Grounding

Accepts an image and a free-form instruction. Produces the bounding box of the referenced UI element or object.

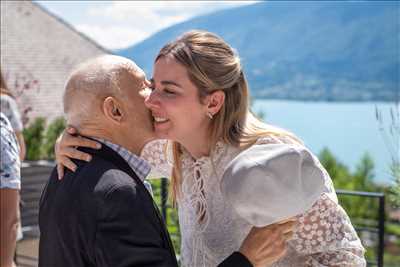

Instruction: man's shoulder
[76,153,140,195]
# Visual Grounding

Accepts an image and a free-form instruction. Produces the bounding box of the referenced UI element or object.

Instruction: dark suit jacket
[39,144,252,267]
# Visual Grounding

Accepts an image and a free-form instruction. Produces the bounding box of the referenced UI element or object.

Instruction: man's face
[118,68,154,138]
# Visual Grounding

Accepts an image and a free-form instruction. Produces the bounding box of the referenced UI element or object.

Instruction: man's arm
[0,188,20,267]
[218,251,253,267]
[94,181,177,267]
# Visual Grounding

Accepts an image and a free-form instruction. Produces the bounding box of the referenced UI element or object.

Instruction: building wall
[1,1,109,124]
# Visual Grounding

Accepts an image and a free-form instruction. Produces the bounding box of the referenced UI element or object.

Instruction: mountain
[116,1,399,101]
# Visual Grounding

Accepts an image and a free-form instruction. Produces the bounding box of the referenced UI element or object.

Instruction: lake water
[252,100,395,185]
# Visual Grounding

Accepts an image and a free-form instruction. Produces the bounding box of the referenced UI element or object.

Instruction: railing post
[336,190,386,266]
[161,177,168,223]
[377,195,385,267]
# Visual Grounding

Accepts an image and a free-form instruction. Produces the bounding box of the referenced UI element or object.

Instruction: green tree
[353,153,375,190]
[42,117,66,159]
[318,148,381,221]
[318,148,351,189]
[376,102,400,207]
[22,117,46,160]
[148,178,181,255]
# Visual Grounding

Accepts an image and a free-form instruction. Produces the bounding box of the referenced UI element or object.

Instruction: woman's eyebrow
[160,80,182,88]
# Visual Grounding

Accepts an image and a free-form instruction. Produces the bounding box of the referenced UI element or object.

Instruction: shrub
[23,117,46,160]
[22,116,66,160]
[42,117,66,160]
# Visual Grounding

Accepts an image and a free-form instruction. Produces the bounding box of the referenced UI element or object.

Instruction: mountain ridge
[116,1,399,101]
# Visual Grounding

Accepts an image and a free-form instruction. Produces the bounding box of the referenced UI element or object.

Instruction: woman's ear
[206,90,225,116]
[103,96,123,123]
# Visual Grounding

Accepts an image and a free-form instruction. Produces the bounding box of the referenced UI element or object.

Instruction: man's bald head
[63,55,145,127]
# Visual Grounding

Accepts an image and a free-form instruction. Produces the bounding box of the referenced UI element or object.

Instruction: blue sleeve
[0,114,21,189]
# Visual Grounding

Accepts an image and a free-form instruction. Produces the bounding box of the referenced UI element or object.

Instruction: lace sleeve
[141,139,173,179]
[291,193,366,267]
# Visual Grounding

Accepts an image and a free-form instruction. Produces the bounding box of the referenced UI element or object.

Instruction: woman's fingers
[277,219,297,233]
[57,164,64,180]
[59,156,77,173]
[76,136,101,149]
[283,231,294,241]
[57,126,101,149]
[54,127,98,180]
[277,217,297,224]
[64,147,92,162]
[61,133,100,149]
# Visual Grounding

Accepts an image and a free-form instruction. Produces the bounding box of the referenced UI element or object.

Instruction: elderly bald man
[39,55,283,267]
[38,55,178,267]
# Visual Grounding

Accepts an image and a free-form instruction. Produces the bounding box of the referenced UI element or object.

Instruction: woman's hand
[239,218,296,267]
[55,127,101,179]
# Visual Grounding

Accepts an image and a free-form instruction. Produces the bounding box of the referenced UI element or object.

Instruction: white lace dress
[141,136,366,267]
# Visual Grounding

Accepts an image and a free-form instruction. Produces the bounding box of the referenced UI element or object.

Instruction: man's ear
[103,96,123,123]
[206,90,225,116]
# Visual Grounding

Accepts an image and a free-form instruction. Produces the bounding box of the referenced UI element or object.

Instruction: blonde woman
[55,30,366,266]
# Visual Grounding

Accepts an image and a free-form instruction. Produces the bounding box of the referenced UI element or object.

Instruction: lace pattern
[141,139,173,178]
[141,136,366,267]
[285,193,365,266]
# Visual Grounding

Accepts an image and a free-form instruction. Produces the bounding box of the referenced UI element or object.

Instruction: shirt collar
[93,138,151,181]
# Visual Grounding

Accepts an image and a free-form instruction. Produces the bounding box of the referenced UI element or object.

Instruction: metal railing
[159,185,386,267]
[16,171,386,267]
[336,190,385,267]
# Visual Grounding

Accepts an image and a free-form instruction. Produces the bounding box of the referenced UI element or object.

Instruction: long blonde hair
[156,30,302,202]
[0,72,14,97]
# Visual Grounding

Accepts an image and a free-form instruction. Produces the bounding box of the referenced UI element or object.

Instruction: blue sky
[35,1,258,50]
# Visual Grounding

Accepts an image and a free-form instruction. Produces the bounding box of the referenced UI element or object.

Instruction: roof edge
[31,1,113,54]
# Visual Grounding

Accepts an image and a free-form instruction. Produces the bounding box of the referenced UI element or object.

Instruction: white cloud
[82,1,259,49]
[76,24,148,50]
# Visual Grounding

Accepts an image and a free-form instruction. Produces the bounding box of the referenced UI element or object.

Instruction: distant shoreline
[252,97,398,103]
[252,100,395,186]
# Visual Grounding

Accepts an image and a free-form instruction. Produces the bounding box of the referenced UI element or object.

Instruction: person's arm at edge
[0,188,20,267]
[15,131,26,161]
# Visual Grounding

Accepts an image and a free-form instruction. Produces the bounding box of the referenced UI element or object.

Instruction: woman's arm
[0,188,19,267]
[55,128,173,180]
[291,193,366,267]
[218,220,296,267]
[55,127,101,179]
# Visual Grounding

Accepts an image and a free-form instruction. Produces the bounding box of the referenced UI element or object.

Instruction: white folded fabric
[221,143,326,227]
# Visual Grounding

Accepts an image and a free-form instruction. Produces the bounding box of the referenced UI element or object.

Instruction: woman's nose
[144,90,160,109]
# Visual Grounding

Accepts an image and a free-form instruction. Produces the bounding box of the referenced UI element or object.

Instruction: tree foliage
[42,117,66,160]
[22,116,66,160]
[22,117,46,160]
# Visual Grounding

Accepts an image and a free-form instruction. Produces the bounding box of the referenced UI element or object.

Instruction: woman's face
[144,56,211,144]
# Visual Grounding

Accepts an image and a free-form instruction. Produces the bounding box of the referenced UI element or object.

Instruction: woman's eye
[164,89,175,95]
